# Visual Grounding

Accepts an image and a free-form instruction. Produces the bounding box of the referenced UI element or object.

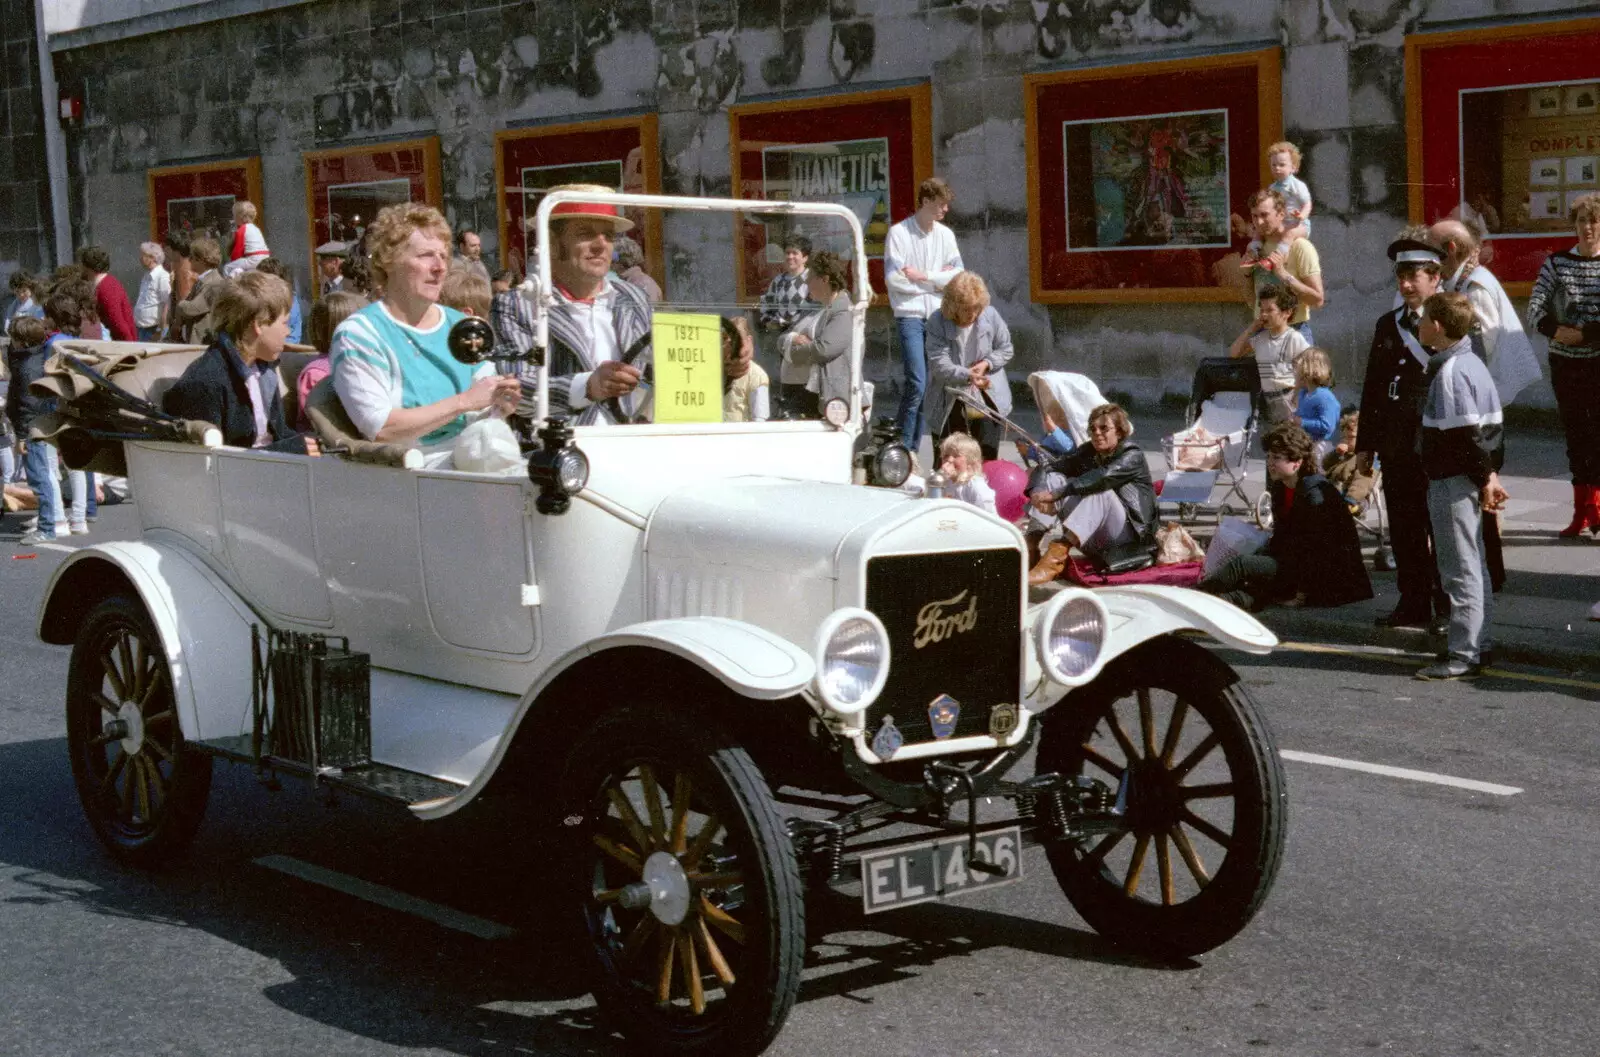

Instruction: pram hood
[1027,371,1107,446]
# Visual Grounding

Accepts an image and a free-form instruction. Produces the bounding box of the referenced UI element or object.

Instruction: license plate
[859,826,1023,914]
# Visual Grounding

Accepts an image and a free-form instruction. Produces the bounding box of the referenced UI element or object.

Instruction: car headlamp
[1034,588,1110,685]
[822,397,851,428]
[870,442,912,488]
[527,417,588,514]
[813,608,890,716]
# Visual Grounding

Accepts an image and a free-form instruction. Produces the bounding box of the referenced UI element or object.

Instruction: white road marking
[253,854,516,940]
[1280,750,1523,796]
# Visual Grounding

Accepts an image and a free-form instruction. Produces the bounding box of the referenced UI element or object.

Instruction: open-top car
[35,191,1286,1056]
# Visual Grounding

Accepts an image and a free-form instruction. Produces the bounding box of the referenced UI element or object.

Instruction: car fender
[411,616,815,820]
[37,540,259,743]
[1024,585,1275,713]
[1096,584,1277,657]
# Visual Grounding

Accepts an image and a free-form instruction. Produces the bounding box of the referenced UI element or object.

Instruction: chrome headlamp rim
[553,447,590,494]
[1033,587,1110,687]
[871,442,913,488]
[812,606,891,716]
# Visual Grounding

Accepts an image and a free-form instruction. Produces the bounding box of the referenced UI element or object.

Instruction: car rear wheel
[66,595,212,867]
[562,705,804,1057]
[1037,635,1286,959]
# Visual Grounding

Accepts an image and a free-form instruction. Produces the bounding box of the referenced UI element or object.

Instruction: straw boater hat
[315,240,349,257]
[543,183,634,233]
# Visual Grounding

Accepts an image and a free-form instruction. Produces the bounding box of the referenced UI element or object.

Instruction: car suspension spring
[787,818,846,882]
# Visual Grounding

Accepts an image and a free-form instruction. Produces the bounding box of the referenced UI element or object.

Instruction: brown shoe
[1028,540,1072,585]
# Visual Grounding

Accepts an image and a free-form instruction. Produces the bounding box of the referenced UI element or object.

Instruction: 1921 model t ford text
[36,192,1286,1056]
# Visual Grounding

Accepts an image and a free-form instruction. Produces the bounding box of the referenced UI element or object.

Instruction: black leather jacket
[1029,438,1159,569]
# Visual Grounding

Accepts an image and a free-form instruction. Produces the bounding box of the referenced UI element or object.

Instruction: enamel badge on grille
[926,694,961,739]
[872,715,904,760]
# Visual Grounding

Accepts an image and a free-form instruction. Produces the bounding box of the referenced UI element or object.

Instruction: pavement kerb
[1254,606,1600,674]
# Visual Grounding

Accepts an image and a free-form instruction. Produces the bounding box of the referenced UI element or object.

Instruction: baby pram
[1159,357,1262,524]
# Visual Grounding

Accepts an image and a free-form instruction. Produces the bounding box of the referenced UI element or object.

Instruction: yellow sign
[651,312,723,423]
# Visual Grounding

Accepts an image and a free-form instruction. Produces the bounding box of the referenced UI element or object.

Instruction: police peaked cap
[1387,237,1441,266]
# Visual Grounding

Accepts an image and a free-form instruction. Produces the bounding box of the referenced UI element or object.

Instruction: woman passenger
[329,203,520,450]
[1025,402,1159,583]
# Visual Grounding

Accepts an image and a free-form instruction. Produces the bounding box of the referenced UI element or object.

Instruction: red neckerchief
[555,282,602,305]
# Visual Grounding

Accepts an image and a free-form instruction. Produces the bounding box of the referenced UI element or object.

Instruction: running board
[197,734,465,807]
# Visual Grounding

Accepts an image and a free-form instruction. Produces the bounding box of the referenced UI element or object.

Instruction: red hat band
[551,200,621,220]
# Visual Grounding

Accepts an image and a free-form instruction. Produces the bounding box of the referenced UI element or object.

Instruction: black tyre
[561,705,805,1057]
[66,595,213,867]
[1038,635,1286,959]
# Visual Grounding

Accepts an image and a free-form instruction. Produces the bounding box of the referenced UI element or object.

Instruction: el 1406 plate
[859,826,1022,914]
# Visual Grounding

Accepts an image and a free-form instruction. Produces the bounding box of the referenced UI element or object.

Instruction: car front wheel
[1037,635,1286,959]
[561,704,804,1057]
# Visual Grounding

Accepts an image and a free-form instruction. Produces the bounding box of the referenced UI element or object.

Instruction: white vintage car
[37,192,1285,1057]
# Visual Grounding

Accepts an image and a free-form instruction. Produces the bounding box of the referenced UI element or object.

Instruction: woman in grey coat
[922,271,1013,459]
[785,250,855,414]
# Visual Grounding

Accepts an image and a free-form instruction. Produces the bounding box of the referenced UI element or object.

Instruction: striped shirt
[1526,248,1600,360]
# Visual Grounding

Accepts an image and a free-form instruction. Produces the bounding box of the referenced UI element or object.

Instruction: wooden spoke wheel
[66,595,212,867]
[1038,635,1286,959]
[564,706,804,1057]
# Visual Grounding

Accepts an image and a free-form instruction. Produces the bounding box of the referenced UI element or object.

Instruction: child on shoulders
[1240,141,1313,269]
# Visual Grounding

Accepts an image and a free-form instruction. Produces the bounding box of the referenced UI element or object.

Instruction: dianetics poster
[760,138,893,259]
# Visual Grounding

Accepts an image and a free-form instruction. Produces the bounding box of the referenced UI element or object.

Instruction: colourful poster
[651,312,723,424]
[1064,109,1231,250]
[761,138,892,258]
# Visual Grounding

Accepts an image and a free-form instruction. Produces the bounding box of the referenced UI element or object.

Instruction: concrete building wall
[44,0,1592,406]
[0,0,52,277]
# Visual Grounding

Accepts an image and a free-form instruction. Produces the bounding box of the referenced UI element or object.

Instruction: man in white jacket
[886,177,963,449]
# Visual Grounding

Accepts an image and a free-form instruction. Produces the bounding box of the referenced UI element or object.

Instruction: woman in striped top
[1526,192,1600,537]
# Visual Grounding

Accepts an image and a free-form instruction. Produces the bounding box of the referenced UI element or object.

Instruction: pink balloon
[983,459,1029,522]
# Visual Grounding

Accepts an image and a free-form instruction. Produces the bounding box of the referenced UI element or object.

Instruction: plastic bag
[1204,517,1271,575]
[1171,426,1222,471]
[1155,521,1206,565]
[452,417,523,474]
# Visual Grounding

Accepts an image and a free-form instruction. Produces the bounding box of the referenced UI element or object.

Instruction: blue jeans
[23,440,60,537]
[894,315,928,449]
[1291,319,1314,345]
[136,326,160,342]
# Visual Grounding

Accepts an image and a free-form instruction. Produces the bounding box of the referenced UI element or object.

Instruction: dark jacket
[1355,308,1430,459]
[1265,472,1373,607]
[162,335,309,454]
[5,336,58,436]
[1030,437,1159,569]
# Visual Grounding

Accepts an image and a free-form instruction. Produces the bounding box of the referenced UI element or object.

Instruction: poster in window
[1530,158,1563,186]
[147,158,263,246]
[1025,49,1281,303]
[494,117,660,293]
[303,137,441,292]
[760,138,893,260]
[730,85,932,301]
[1406,18,1600,289]
[1063,109,1230,251]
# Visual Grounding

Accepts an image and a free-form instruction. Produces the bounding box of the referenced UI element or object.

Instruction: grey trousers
[1427,475,1493,665]
[1045,484,1136,562]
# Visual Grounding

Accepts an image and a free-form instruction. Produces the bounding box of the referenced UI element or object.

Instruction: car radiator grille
[863,548,1024,748]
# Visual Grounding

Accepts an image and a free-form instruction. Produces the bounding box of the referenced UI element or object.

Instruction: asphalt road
[2,506,1597,1057]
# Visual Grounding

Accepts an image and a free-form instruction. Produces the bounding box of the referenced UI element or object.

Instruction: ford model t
[36,192,1285,1056]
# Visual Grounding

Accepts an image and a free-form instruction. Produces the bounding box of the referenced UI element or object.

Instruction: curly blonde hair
[940,271,990,320]
[365,203,451,288]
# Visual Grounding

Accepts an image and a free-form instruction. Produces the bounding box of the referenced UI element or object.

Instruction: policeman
[1356,233,1450,631]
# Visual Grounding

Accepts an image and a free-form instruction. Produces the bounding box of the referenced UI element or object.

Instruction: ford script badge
[927,694,961,739]
[872,715,904,760]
